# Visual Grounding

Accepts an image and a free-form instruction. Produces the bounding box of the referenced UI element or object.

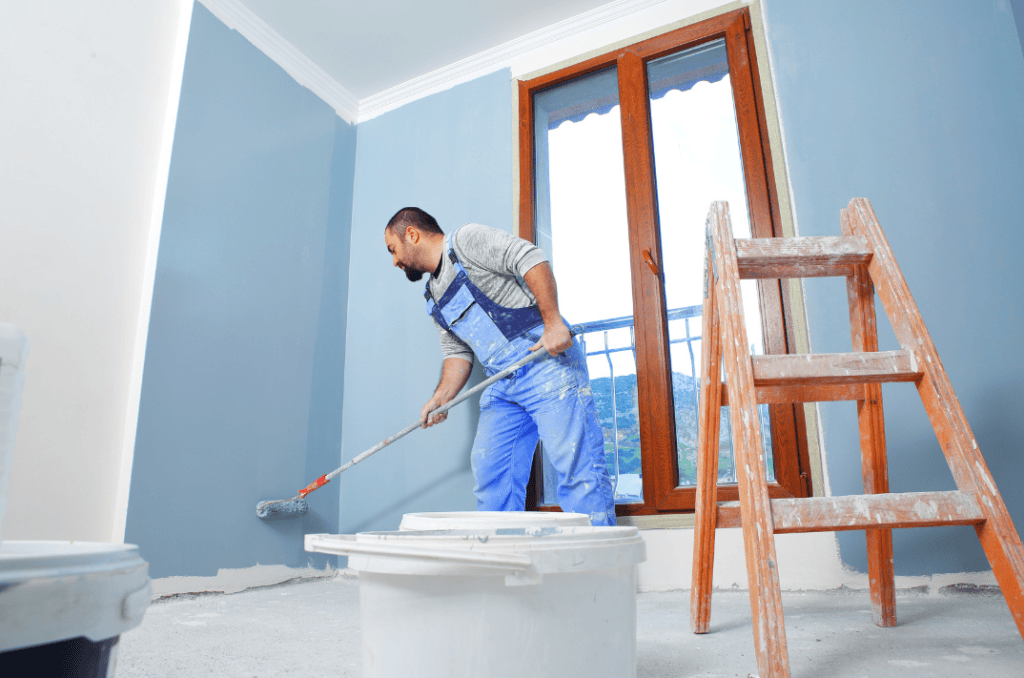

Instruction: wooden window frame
[519,8,812,516]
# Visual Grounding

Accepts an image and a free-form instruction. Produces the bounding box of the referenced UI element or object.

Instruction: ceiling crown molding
[358,0,676,122]
[198,0,706,124]
[199,0,359,123]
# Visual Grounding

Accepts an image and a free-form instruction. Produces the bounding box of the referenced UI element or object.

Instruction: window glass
[533,67,643,504]
[523,13,800,514]
[646,39,774,487]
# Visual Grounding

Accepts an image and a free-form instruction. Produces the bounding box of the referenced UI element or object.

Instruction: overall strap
[424,229,466,331]
[425,227,544,341]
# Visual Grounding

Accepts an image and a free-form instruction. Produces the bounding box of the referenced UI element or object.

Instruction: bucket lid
[399,510,590,531]
[0,541,151,651]
[306,526,645,585]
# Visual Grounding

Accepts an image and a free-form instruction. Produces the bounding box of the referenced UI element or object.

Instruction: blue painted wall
[1012,0,1024,55]
[126,3,355,578]
[304,116,357,549]
[338,70,514,534]
[763,0,1024,575]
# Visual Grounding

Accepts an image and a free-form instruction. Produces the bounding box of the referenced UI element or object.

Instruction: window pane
[646,39,775,488]
[533,67,643,505]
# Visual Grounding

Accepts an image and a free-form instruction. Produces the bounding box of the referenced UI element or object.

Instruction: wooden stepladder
[690,198,1024,678]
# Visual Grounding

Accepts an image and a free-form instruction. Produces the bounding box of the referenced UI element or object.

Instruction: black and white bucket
[0,541,151,677]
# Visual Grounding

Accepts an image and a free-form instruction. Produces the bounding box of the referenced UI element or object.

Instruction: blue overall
[426,235,617,526]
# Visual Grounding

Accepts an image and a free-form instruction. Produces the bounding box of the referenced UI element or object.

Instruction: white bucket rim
[0,541,145,583]
[399,510,590,530]
[357,524,638,543]
[306,526,646,581]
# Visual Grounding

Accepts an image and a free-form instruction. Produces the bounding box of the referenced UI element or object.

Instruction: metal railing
[569,305,704,496]
[547,305,772,503]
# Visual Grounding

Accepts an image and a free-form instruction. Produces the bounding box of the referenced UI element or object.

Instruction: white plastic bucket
[0,324,28,543]
[399,510,590,530]
[306,522,645,678]
[0,541,151,676]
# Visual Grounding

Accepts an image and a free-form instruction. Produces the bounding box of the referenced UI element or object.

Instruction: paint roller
[256,345,554,519]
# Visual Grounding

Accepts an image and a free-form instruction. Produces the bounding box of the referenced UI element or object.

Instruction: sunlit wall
[339,70,515,535]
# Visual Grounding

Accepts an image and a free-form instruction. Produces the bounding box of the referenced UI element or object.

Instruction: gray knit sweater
[427,223,549,364]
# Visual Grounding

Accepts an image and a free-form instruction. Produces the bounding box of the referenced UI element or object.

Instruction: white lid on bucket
[399,510,590,531]
[306,525,646,586]
[0,541,151,652]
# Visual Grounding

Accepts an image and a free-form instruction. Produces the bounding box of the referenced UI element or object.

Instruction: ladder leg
[726,327,789,678]
[711,202,790,678]
[691,238,723,634]
[859,388,897,627]
[843,206,897,627]
[847,197,1024,639]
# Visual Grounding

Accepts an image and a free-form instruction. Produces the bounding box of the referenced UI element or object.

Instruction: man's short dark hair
[386,207,444,239]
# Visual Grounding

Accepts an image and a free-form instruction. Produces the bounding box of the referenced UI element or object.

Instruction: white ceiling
[233,0,621,100]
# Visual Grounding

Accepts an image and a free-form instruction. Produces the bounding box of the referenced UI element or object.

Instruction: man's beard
[405,268,425,282]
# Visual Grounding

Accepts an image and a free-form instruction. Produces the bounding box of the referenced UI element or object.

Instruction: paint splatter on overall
[426,231,616,526]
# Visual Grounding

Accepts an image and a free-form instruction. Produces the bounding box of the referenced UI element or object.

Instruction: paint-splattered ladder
[690,198,1024,678]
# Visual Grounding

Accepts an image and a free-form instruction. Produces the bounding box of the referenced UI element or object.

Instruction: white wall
[0,1,193,542]
[636,528,998,593]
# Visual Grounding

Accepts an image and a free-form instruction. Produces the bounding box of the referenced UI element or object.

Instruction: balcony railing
[549,305,773,505]
[569,305,703,502]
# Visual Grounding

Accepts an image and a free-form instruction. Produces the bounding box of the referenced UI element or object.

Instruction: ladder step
[718,352,920,404]
[752,351,920,387]
[720,383,872,403]
[721,382,866,405]
[735,235,872,279]
[715,491,985,533]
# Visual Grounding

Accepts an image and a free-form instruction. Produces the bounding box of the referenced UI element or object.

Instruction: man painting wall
[384,207,616,526]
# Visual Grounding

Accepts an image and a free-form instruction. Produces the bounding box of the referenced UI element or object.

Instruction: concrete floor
[116,574,1023,677]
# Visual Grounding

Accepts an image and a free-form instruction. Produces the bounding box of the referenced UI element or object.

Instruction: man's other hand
[420,393,450,428]
[530,322,573,356]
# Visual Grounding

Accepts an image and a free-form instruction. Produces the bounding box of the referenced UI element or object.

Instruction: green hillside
[590,372,772,485]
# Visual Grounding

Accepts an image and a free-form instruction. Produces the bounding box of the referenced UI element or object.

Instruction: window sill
[618,513,695,530]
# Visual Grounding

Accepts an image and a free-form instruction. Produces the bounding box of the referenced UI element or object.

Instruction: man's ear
[406,225,419,244]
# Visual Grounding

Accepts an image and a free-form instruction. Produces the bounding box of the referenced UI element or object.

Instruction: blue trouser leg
[470,391,538,512]
[529,387,617,526]
[474,334,617,526]
[519,346,617,526]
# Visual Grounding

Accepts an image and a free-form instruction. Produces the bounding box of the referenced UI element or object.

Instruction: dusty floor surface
[116,574,1023,677]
